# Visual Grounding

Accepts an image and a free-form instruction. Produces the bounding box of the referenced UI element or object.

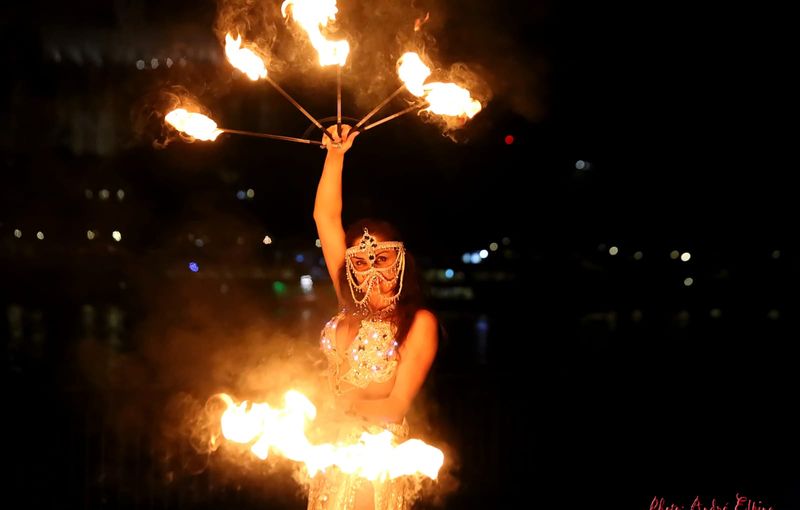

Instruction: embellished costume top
[320,309,400,396]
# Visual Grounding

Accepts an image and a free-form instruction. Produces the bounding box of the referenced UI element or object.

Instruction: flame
[224,33,268,80]
[165,108,223,141]
[397,52,431,98]
[396,52,482,119]
[414,13,430,32]
[218,390,445,481]
[422,82,482,119]
[281,0,350,67]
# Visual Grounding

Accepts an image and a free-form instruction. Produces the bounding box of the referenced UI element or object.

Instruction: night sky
[2,1,796,509]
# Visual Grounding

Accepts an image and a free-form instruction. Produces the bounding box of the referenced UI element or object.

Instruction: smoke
[212,0,497,142]
[126,0,547,156]
[109,2,525,504]
[325,0,499,144]
[336,0,441,110]
[73,264,330,502]
[72,225,458,507]
[134,0,543,151]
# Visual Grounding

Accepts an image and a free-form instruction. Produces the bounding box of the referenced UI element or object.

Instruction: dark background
[2,1,796,509]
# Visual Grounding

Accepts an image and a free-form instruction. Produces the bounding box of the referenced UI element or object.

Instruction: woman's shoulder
[411,308,438,326]
[406,308,438,343]
[398,308,438,361]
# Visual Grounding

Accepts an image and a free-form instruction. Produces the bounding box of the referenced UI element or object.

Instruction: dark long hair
[339,218,425,346]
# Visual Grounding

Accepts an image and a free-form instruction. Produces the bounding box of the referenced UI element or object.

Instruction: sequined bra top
[320,310,400,395]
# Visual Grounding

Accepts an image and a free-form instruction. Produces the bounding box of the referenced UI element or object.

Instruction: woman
[308,124,438,510]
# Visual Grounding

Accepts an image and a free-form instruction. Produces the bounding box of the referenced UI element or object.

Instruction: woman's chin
[368,298,389,309]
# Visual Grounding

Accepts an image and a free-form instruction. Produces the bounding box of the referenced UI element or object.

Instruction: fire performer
[310,123,438,509]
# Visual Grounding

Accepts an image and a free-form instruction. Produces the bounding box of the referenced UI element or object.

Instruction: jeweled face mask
[344,228,406,309]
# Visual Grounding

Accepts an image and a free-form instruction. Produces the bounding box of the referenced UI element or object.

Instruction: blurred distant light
[476,316,489,333]
[295,254,305,263]
[462,253,471,264]
[13,229,21,238]
[633,251,643,260]
[189,261,199,272]
[631,309,643,322]
[680,252,691,262]
[771,250,781,259]
[710,308,722,319]
[575,160,586,170]
[609,246,619,256]
[86,230,95,240]
[263,235,272,245]
[179,57,187,67]
[683,277,693,287]
[300,275,313,293]
[489,242,498,251]
[99,189,110,200]
[166,57,174,68]
[470,252,481,264]
[502,237,511,246]
[237,236,245,245]
[767,309,780,320]
[136,59,145,70]
[112,231,122,242]
[444,268,454,279]
[315,238,321,248]
[236,190,246,200]
[150,58,159,69]
[246,188,255,199]
[479,249,489,259]
[504,135,514,145]
[195,238,204,247]
[116,189,125,201]
[220,283,229,294]
[670,250,680,260]
[36,231,44,240]
[84,189,93,199]
[273,281,287,295]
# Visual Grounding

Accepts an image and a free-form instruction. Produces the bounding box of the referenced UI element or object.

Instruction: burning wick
[164,109,223,141]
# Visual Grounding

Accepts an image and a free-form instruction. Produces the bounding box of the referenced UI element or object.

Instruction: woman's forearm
[314,152,345,222]
[349,395,407,425]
